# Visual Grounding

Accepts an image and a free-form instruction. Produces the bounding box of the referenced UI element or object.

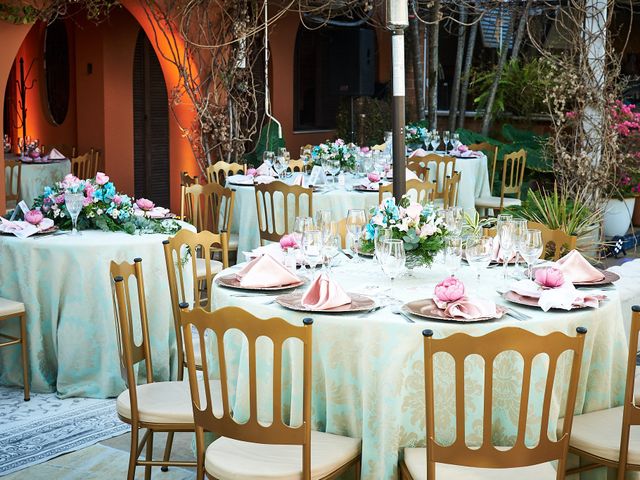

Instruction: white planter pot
[603,197,636,238]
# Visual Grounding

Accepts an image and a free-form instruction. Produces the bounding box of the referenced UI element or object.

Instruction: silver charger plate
[403,298,506,323]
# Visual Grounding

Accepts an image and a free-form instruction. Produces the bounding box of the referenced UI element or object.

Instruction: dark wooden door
[133,30,169,207]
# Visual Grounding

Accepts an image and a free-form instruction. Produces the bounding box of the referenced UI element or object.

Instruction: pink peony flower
[113,194,122,206]
[24,209,43,225]
[458,145,469,153]
[434,277,465,303]
[405,202,423,220]
[535,267,565,288]
[246,168,257,177]
[279,234,298,249]
[135,198,155,211]
[360,146,370,153]
[95,172,109,185]
[368,172,381,183]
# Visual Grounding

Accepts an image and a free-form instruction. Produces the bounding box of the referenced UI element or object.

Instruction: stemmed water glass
[273,155,287,178]
[430,130,441,152]
[346,209,366,262]
[465,236,493,280]
[511,218,528,277]
[451,133,461,150]
[64,192,84,235]
[293,216,314,247]
[314,210,332,237]
[328,157,341,187]
[444,207,464,237]
[302,229,323,279]
[322,233,341,273]
[374,226,393,264]
[520,229,544,280]
[444,236,463,276]
[379,239,406,282]
[443,130,450,152]
[263,151,275,172]
[498,222,515,288]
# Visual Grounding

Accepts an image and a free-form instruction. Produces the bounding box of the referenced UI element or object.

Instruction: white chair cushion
[474,196,522,208]
[196,257,223,279]
[560,406,640,464]
[204,430,361,480]
[404,448,557,479]
[117,379,221,424]
[0,297,25,317]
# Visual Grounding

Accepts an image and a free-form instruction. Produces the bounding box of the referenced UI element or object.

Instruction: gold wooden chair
[71,152,92,179]
[475,149,527,215]
[180,305,362,480]
[442,171,461,209]
[90,148,102,175]
[206,160,246,185]
[527,221,577,261]
[409,153,456,200]
[110,258,201,479]
[400,326,587,480]
[288,158,306,173]
[179,172,199,222]
[562,306,640,480]
[379,178,437,205]
[5,159,21,212]
[255,180,313,244]
[469,142,499,191]
[407,158,430,181]
[0,297,29,401]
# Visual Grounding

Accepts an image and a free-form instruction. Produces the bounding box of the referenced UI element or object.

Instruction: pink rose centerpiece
[24,209,44,226]
[279,234,298,250]
[534,267,565,288]
[135,198,155,211]
[95,172,110,185]
[246,167,258,177]
[434,276,465,303]
[431,276,501,320]
[367,172,381,183]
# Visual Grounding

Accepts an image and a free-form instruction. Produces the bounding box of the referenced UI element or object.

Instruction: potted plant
[603,172,637,237]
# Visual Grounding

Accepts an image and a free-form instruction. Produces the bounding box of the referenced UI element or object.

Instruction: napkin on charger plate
[509,279,604,312]
[409,148,428,158]
[227,174,254,185]
[301,272,352,310]
[236,254,300,288]
[432,277,500,319]
[291,173,306,187]
[449,145,483,157]
[243,241,304,265]
[0,216,54,238]
[255,161,272,176]
[49,148,66,160]
[254,175,276,185]
[555,250,604,283]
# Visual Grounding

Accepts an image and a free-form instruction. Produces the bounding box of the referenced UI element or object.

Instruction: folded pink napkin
[556,250,604,283]
[450,147,483,158]
[255,162,272,176]
[491,237,516,262]
[49,148,66,159]
[510,279,604,311]
[0,217,54,238]
[292,173,305,187]
[301,273,352,310]
[236,254,300,288]
[433,296,499,319]
[146,206,171,219]
[409,148,429,158]
[243,242,304,264]
[254,175,276,185]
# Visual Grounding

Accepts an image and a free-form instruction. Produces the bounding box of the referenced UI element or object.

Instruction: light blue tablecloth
[4,158,71,208]
[0,225,193,398]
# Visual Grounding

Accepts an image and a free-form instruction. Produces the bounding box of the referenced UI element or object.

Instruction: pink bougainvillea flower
[434,276,465,303]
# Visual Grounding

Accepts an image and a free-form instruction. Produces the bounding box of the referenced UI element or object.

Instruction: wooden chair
[5,159,21,212]
[206,160,246,185]
[469,142,499,192]
[408,153,456,200]
[400,326,587,480]
[475,149,527,215]
[179,305,362,480]
[442,171,461,209]
[71,152,92,179]
[379,178,437,205]
[90,148,102,174]
[179,172,199,222]
[407,158,430,181]
[0,297,29,401]
[110,258,201,479]
[255,180,313,244]
[287,158,306,173]
[527,221,577,261]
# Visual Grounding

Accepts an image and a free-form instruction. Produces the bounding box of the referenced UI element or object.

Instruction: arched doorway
[132,29,169,207]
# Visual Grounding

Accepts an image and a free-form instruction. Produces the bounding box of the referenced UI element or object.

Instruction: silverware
[392,306,415,323]
[499,305,531,321]
[341,249,353,260]
[357,304,385,317]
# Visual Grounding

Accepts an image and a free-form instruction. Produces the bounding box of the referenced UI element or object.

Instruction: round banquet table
[5,156,72,207]
[211,259,627,479]
[0,223,194,398]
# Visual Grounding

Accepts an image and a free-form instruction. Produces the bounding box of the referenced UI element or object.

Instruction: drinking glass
[302,229,323,279]
[496,213,513,231]
[424,131,433,150]
[293,216,314,246]
[451,133,461,149]
[322,234,341,273]
[444,207,464,237]
[498,222,514,287]
[511,218,528,277]
[328,157,341,186]
[262,151,275,170]
[444,236,463,276]
[430,131,440,152]
[379,239,406,281]
[64,192,84,235]
[443,130,450,152]
[465,236,493,280]
[273,155,287,177]
[346,209,367,262]
[520,229,544,280]
[374,226,393,264]
[314,210,332,238]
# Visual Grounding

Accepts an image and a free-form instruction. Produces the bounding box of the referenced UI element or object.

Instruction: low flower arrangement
[405,122,427,146]
[32,172,180,234]
[311,139,357,171]
[360,195,447,266]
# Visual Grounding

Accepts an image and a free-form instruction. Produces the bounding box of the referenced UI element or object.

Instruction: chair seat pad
[204,430,361,480]
[404,448,557,479]
[196,257,223,279]
[117,379,221,425]
[560,406,640,464]
[474,196,522,208]
[0,297,25,317]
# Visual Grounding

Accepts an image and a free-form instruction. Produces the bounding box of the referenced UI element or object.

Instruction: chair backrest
[409,153,456,199]
[90,148,102,175]
[163,229,229,377]
[406,158,430,181]
[255,180,313,244]
[71,152,92,179]
[422,326,586,479]
[499,149,527,206]
[443,171,461,209]
[49,144,76,159]
[110,258,154,420]
[288,159,305,173]
[181,182,235,235]
[378,178,437,205]
[206,160,246,185]
[469,142,498,192]
[180,172,199,221]
[618,307,640,474]
[5,159,21,206]
[180,306,313,476]
[527,221,577,261]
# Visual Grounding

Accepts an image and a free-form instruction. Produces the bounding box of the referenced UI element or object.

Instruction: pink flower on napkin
[95,172,110,185]
[368,172,381,183]
[24,209,43,225]
[279,234,298,249]
[135,198,155,211]
[360,146,370,153]
[535,267,565,288]
[434,277,465,303]
[458,145,469,153]
[246,168,257,177]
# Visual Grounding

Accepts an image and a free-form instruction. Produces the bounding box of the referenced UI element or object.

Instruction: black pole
[391,30,406,202]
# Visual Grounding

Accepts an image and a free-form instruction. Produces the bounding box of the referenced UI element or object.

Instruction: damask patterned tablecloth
[0,224,194,398]
[211,260,628,479]
[5,158,71,207]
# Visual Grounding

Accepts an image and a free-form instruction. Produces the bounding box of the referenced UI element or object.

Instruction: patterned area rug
[0,386,130,476]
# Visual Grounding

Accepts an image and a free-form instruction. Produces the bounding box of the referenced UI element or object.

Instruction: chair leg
[19,313,29,401]
[354,458,361,480]
[127,427,139,480]
[145,429,154,480]
[161,431,175,472]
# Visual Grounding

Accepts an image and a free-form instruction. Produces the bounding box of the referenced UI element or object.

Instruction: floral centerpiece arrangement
[311,139,357,171]
[360,195,447,266]
[31,172,181,235]
[405,122,427,147]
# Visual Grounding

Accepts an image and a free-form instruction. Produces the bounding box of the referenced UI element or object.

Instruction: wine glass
[496,213,513,231]
[443,130,450,152]
[379,239,406,282]
[346,209,366,262]
[322,233,341,273]
[64,192,84,235]
[451,133,461,150]
[302,229,323,279]
[374,226,393,264]
[328,157,341,187]
[293,216,314,246]
[262,150,275,168]
[465,236,493,280]
[444,207,464,237]
[444,236,463,276]
[520,229,544,280]
[511,218,528,277]
[498,222,514,288]
[273,155,286,178]
[430,131,440,152]
[314,210,332,238]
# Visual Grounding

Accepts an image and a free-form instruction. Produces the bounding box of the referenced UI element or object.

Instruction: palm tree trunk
[448,4,467,132]
[409,2,425,120]
[481,6,516,136]
[511,0,533,60]
[428,0,440,129]
[457,18,478,129]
